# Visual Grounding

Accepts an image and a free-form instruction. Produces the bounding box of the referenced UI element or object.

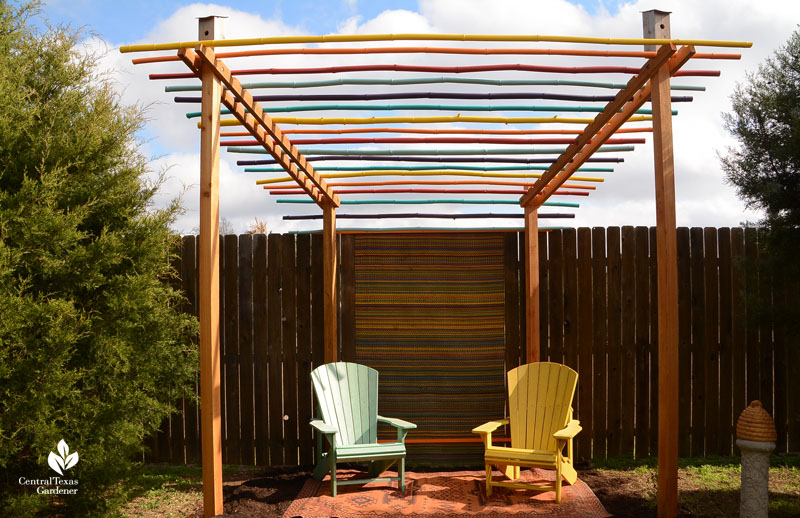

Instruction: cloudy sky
[39,0,799,234]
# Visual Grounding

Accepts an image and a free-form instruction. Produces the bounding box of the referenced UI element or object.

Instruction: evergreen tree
[721,28,800,334]
[0,2,197,516]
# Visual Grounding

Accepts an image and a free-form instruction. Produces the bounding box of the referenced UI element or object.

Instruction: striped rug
[353,233,507,464]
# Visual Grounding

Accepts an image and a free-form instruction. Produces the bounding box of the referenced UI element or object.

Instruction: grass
[118,465,203,518]
[590,455,800,517]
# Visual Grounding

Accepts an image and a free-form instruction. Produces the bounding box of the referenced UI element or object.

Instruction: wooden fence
[146,227,799,465]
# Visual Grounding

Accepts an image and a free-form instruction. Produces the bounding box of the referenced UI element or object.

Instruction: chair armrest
[310,419,338,435]
[377,415,417,430]
[553,419,582,440]
[472,419,509,435]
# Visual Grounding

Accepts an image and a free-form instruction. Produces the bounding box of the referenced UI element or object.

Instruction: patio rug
[283,469,611,518]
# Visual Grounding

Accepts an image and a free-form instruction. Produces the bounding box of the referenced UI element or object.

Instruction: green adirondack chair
[310,362,416,497]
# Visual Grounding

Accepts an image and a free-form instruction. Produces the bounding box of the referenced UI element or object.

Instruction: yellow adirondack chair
[472,362,581,502]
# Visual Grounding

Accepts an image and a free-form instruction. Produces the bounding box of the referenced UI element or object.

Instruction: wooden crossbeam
[178,46,340,208]
[525,45,696,208]
[519,43,679,208]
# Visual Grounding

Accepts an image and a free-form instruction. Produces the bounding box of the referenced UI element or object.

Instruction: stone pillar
[735,400,777,518]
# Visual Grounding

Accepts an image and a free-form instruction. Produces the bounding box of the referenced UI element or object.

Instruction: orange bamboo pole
[222,127,653,137]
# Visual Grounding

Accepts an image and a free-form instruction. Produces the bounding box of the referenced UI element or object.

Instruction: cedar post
[323,201,338,363]
[524,204,540,362]
[643,10,679,518]
[197,15,224,518]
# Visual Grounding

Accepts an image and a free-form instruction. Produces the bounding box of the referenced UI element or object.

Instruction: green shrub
[0,2,198,516]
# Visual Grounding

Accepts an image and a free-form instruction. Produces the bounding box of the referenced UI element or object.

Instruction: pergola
[121,13,750,518]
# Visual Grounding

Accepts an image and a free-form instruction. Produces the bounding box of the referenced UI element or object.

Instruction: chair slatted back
[311,362,378,446]
[507,362,578,452]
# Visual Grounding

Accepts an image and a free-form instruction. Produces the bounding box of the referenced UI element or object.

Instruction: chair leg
[485,463,493,496]
[399,456,406,492]
[331,458,337,497]
[555,461,562,503]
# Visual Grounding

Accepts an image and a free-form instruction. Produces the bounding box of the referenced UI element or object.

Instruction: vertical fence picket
[296,234,314,465]
[717,228,734,455]
[634,227,650,458]
[267,235,284,465]
[238,235,255,465]
[562,229,579,373]
[620,226,636,457]
[690,227,706,457]
[548,230,565,365]
[252,234,269,465]
[730,229,747,432]
[592,228,608,458]
[281,234,299,466]
[648,227,659,456]
[703,228,720,455]
[576,228,593,458]
[224,235,241,464]
[605,227,622,458]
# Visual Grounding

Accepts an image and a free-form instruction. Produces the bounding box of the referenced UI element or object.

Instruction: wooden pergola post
[643,10,680,518]
[323,201,338,363]
[197,15,224,518]
[524,204,540,363]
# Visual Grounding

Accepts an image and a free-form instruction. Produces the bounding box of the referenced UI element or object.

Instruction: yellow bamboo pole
[120,33,752,53]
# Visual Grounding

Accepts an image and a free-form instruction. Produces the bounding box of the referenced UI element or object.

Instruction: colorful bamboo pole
[268,188,589,196]
[255,170,605,184]
[165,78,706,92]
[119,32,752,53]
[239,156,624,165]
[150,63,721,80]
[283,212,575,220]
[131,45,741,64]
[223,137,645,146]
[245,165,614,173]
[224,126,653,136]
[214,115,652,126]
[230,145,635,156]
[173,92,695,103]
[265,180,595,189]
[276,198,580,207]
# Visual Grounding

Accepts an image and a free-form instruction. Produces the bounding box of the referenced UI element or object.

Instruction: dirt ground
[188,465,658,518]
[182,460,799,518]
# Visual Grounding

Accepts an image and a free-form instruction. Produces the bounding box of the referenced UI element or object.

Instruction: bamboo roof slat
[245,165,614,172]
[150,63,720,80]
[131,46,741,64]
[267,188,589,196]
[276,198,580,207]
[238,156,624,165]
[119,33,752,53]
[223,137,645,146]
[255,170,606,185]
[165,78,706,91]
[173,92,694,103]
[227,115,652,125]
[282,212,576,220]
[224,127,652,137]
[228,145,635,156]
